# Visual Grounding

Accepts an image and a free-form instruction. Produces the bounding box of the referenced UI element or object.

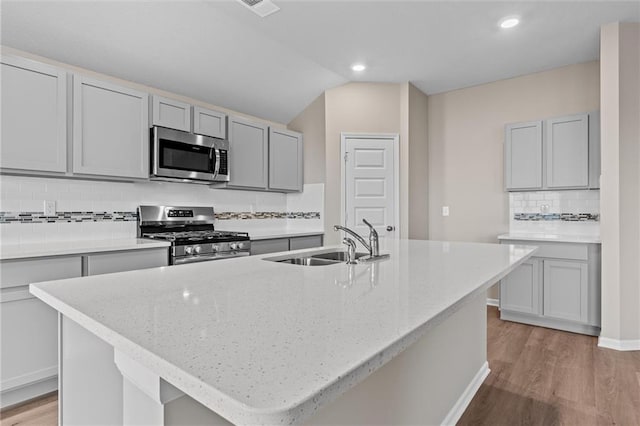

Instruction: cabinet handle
[386,226,395,231]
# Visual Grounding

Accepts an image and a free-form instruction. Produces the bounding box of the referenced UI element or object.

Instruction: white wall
[599,22,640,347]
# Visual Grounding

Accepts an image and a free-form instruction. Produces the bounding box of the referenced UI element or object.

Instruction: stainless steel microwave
[150,126,229,183]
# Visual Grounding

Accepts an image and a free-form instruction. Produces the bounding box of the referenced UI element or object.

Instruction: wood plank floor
[459,307,640,426]
[1,307,638,425]
[0,392,57,426]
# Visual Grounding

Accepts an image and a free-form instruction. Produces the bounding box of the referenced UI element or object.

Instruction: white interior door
[343,134,398,240]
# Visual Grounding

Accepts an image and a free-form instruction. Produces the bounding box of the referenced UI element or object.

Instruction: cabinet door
[505,121,543,190]
[251,238,289,255]
[269,128,303,192]
[543,259,588,322]
[73,76,149,179]
[500,258,541,315]
[85,248,169,276]
[0,256,82,405]
[228,116,268,189]
[1,55,67,173]
[193,106,226,139]
[152,96,191,132]
[545,114,589,188]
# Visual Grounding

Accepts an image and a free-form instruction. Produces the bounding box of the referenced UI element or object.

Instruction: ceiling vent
[236,0,280,18]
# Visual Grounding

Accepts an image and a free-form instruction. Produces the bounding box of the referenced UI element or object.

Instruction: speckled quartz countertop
[30,240,535,425]
[0,238,171,261]
[498,233,601,244]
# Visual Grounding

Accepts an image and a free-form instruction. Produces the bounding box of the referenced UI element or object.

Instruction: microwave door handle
[212,148,221,179]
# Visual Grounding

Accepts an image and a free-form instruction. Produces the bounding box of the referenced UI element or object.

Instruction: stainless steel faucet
[334,219,385,260]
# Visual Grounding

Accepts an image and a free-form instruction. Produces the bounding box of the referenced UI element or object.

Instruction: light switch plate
[442,206,450,217]
[44,200,56,216]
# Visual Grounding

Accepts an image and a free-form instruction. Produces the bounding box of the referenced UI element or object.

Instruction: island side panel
[307,291,488,425]
[60,315,123,425]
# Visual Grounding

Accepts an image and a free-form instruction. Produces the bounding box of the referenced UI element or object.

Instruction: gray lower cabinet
[0,55,67,173]
[500,258,541,315]
[0,247,169,408]
[250,235,323,255]
[0,256,82,409]
[84,248,169,276]
[73,76,149,179]
[499,239,600,335]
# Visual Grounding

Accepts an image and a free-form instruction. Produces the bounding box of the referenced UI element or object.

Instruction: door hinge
[344,151,349,162]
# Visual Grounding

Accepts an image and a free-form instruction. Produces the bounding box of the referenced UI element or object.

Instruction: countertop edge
[248,230,325,241]
[497,234,601,244]
[0,239,171,261]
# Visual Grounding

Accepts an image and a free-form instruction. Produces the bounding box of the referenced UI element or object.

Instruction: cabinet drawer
[1,256,82,289]
[290,235,323,251]
[86,248,169,276]
[251,239,290,255]
[500,240,588,260]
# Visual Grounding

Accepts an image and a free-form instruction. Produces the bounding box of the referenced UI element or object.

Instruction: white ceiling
[2,1,639,124]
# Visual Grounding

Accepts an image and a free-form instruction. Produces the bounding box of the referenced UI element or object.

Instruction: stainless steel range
[138,205,250,265]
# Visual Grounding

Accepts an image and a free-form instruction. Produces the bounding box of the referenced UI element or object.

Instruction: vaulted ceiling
[2,1,638,123]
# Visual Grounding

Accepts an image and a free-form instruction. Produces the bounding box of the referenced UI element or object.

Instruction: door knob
[386,226,395,231]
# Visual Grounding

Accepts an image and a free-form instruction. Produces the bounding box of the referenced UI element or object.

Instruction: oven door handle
[173,251,250,265]
[211,148,221,179]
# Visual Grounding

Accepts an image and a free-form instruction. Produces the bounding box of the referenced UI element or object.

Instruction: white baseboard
[598,337,640,351]
[486,298,499,307]
[441,361,490,426]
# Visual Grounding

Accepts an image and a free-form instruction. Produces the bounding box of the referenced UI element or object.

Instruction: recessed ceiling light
[351,64,366,72]
[499,17,520,29]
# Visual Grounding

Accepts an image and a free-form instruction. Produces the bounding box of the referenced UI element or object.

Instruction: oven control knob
[185,246,193,255]
[194,246,201,254]
[212,245,219,253]
[230,243,238,250]
[236,242,244,250]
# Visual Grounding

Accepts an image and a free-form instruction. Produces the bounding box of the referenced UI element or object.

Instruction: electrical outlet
[442,206,450,217]
[44,200,56,217]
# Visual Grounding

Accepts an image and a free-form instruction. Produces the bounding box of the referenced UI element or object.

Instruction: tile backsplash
[0,175,324,244]
[509,190,600,235]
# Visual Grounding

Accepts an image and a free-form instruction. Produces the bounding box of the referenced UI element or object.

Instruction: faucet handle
[362,218,378,237]
[342,237,358,264]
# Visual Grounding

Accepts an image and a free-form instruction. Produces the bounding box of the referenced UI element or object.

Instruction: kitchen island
[30,240,535,425]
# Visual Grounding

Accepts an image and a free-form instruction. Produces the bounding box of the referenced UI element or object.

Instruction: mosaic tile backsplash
[0,211,321,224]
[0,175,324,244]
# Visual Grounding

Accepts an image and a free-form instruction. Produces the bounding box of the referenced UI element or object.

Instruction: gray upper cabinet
[505,112,599,191]
[1,55,67,173]
[269,128,303,192]
[193,106,227,139]
[545,113,589,189]
[152,96,191,132]
[73,76,149,179]
[505,121,543,190]
[227,116,269,189]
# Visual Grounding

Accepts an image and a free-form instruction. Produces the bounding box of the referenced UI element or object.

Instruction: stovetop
[143,230,250,244]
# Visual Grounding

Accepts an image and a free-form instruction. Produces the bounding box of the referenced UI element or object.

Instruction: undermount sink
[265,249,367,266]
[276,257,339,266]
[310,251,368,261]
